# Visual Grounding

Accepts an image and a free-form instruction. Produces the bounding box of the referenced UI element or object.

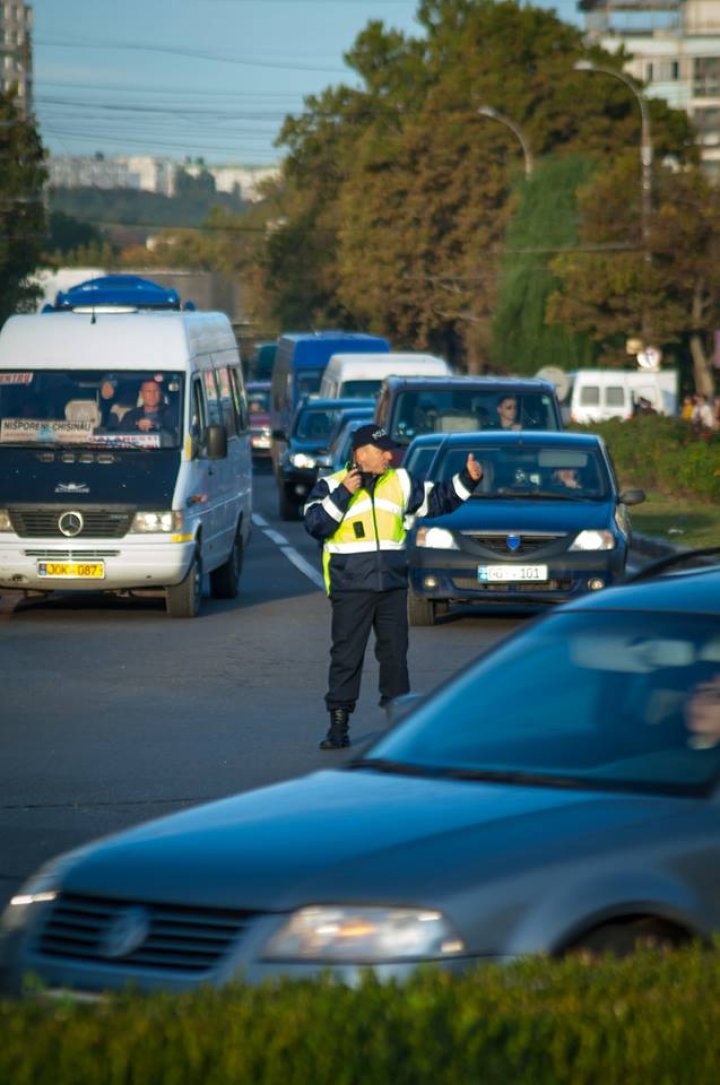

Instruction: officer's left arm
[403,455,483,520]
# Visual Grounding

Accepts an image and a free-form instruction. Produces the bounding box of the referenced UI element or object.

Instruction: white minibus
[0,309,252,617]
[319,352,450,400]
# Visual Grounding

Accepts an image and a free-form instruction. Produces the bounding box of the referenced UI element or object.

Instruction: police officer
[304,423,483,749]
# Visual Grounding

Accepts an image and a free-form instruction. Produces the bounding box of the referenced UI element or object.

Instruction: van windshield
[341,379,382,398]
[390,389,559,442]
[0,370,184,449]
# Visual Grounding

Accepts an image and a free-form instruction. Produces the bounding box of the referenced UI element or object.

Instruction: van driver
[120,379,176,434]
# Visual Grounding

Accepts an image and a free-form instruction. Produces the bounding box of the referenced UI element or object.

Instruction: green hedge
[3,948,720,1084]
[570,416,720,502]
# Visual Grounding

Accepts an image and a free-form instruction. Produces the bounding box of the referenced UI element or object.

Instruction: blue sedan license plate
[478,564,548,583]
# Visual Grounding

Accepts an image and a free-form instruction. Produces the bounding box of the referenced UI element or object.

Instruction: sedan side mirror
[619,489,646,506]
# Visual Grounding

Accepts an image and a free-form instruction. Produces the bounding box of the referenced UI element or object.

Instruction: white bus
[0,309,252,617]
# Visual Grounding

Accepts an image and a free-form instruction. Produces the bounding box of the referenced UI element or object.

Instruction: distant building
[0,0,32,115]
[581,0,720,178]
[48,155,279,202]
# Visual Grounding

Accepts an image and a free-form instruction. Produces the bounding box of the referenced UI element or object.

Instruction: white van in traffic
[319,352,450,400]
[0,309,252,617]
[566,368,678,424]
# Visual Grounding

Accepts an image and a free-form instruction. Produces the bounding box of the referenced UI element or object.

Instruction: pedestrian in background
[304,424,482,749]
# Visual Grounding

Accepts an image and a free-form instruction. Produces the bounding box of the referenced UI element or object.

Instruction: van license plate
[478,564,548,583]
[37,561,105,579]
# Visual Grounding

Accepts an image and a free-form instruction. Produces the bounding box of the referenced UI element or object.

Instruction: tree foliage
[0,90,47,321]
[266,0,697,368]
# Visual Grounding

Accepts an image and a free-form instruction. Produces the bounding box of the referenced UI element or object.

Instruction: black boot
[320,707,350,750]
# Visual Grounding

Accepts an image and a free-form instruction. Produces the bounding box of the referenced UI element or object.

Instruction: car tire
[278,488,299,521]
[408,589,436,627]
[566,918,687,959]
[166,548,202,618]
[210,526,243,599]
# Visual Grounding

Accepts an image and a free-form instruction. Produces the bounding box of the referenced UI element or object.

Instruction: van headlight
[570,530,615,551]
[130,511,182,533]
[262,906,464,962]
[416,527,458,550]
[0,508,12,532]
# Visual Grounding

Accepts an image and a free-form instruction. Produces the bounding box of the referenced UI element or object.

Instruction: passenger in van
[120,379,176,435]
[495,395,522,431]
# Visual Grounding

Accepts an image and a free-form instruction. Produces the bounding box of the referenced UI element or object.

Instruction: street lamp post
[477,106,534,178]
[573,60,653,256]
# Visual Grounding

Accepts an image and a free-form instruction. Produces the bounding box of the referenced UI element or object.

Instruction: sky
[31,0,582,167]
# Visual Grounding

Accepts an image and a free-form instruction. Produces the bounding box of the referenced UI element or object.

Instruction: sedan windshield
[432,445,611,500]
[367,611,720,796]
[0,369,183,449]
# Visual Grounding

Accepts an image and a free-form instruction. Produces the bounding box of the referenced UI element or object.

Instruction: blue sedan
[407,431,645,624]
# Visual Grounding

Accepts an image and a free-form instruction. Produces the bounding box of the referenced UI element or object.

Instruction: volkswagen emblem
[58,510,84,538]
[99,906,150,959]
[505,534,521,552]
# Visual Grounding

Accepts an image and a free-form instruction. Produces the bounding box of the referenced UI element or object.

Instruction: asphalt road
[0,464,526,910]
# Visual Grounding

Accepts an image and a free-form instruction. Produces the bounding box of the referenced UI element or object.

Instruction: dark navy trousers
[325,588,409,713]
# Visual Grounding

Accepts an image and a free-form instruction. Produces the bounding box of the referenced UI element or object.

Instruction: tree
[548,158,720,394]
[268,1,696,368]
[0,90,47,321]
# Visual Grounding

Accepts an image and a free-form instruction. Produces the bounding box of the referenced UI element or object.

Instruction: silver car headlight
[1,864,61,933]
[262,906,464,962]
[129,510,182,534]
[415,527,458,550]
[290,452,317,469]
[569,529,615,551]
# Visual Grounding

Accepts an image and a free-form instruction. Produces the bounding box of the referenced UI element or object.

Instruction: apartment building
[0,0,32,115]
[581,0,720,177]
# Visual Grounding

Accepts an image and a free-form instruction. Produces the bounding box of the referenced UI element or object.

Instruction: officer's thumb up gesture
[466,454,483,482]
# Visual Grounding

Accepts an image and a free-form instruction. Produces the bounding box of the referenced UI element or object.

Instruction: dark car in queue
[276,397,373,520]
[407,431,644,625]
[4,556,720,996]
[374,375,564,464]
[402,433,445,480]
[247,381,272,459]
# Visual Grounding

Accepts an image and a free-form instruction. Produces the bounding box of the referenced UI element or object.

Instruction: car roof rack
[624,546,720,583]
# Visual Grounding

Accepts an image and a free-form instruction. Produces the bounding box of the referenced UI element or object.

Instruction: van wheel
[210,528,243,599]
[408,590,435,627]
[166,549,202,618]
[279,489,299,521]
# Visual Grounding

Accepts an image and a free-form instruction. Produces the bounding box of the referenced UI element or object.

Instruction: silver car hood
[59,768,683,911]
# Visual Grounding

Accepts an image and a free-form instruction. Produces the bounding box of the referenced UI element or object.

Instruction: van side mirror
[207,424,228,460]
[619,488,646,506]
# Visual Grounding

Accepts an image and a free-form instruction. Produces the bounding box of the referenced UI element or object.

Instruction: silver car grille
[34,893,259,974]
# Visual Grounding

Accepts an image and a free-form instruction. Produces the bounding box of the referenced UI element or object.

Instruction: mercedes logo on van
[99,906,150,960]
[58,510,84,537]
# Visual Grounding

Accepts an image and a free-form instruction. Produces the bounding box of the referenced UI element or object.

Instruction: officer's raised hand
[466,454,483,482]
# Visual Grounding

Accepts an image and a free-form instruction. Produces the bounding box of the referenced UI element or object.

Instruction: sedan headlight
[0,508,12,532]
[262,906,464,962]
[1,864,61,933]
[130,510,182,533]
[415,527,459,550]
[289,452,317,470]
[569,529,615,551]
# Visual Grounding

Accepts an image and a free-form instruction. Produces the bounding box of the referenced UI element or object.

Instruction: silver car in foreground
[3,557,720,995]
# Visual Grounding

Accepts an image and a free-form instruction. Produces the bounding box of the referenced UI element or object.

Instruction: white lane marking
[252,512,324,591]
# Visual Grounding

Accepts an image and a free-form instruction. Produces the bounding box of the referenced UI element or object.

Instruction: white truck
[563,368,679,424]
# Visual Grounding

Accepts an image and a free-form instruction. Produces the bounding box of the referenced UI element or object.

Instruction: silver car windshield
[0,369,184,449]
[369,611,720,796]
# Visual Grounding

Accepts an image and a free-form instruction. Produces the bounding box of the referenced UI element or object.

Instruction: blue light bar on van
[51,275,184,312]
